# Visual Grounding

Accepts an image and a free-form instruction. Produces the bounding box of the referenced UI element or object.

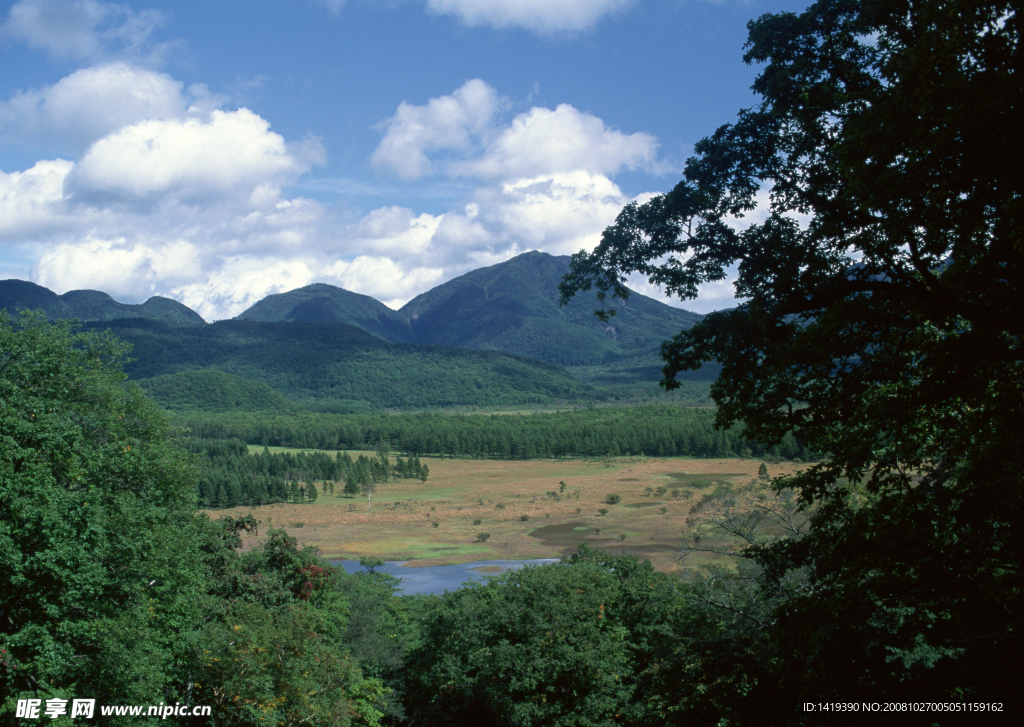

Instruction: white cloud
[173,256,319,321]
[371,79,502,180]
[424,0,636,34]
[4,71,700,321]
[348,206,443,257]
[0,159,74,239]
[459,170,632,255]
[34,237,201,301]
[0,0,175,63]
[321,255,446,308]
[0,63,191,152]
[453,103,656,179]
[66,109,321,204]
[373,80,657,182]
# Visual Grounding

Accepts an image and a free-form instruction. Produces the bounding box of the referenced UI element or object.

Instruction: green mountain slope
[0,280,205,325]
[234,283,413,342]
[226,252,702,368]
[400,251,703,366]
[136,370,301,412]
[86,319,592,412]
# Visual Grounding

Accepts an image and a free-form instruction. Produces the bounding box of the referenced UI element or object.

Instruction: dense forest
[84,318,593,411]
[189,438,431,509]
[178,406,810,460]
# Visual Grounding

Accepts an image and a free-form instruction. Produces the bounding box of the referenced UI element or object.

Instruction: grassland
[213,455,807,573]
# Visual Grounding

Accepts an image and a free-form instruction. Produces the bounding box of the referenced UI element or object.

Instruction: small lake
[333,558,559,595]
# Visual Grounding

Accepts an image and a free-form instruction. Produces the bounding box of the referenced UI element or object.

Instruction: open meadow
[212,453,806,573]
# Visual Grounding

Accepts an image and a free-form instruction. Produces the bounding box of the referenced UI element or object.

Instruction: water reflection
[333,558,559,595]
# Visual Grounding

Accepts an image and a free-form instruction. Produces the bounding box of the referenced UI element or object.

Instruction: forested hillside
[230,251,705,367]
[400,251,703,366]
[137,370,302,413]
[234,282,414,342]
[87,318,592,411]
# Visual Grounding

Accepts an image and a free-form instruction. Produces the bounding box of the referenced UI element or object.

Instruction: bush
[473,519,482,525]
[475,532,491,542]
[605,494,622,505]
[519,514,530,522]
[599,508,609,516]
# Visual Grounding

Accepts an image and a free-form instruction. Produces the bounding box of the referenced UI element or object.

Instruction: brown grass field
[211,454,806,574]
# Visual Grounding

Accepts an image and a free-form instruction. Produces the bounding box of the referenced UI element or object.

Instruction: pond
[332,558,559,595]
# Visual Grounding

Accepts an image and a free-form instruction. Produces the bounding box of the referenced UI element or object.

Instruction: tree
[0,312,210,713]
[402,548,698,726]
[560,0,1021,709]
[197,526,388,726]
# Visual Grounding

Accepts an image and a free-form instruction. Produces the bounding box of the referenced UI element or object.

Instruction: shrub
[605,494,622,505]
[475,532,491,542]
[519,514,530,522]
[599,508,609,516]
[473,519,482,525]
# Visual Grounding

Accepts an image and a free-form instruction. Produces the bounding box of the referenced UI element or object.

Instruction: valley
[213,454,804,574]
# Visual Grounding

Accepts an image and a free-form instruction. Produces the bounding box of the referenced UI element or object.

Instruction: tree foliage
[0,314,389,725]
[0,312,208,713]
[561,0,1021,707]
[403,547,702,727]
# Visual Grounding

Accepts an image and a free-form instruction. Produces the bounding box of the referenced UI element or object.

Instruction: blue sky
[0,0,808,320]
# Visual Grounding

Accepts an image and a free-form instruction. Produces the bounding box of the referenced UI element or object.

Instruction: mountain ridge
[2,252,702,368]
[0,280,206,326]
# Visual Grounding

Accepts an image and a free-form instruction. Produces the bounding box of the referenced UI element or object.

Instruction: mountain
[229,252,703,367]
[400,251,703,366]
[87,318,592,412]
[0,280,205,326]
[234,283,413,342]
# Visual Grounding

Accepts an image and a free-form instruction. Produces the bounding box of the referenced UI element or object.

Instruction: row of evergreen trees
[179,406,812,463]
[189,439,430,509]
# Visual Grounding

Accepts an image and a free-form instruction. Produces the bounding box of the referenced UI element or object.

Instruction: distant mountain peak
[0,280,205,326]
[234,282,413,342]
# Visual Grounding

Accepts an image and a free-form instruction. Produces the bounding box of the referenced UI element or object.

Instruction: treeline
[176,406,813,462]
[189,438,429,509]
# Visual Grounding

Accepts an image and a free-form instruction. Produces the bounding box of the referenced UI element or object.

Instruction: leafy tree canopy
[0,312,209,712]
[561,0,1020,706]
